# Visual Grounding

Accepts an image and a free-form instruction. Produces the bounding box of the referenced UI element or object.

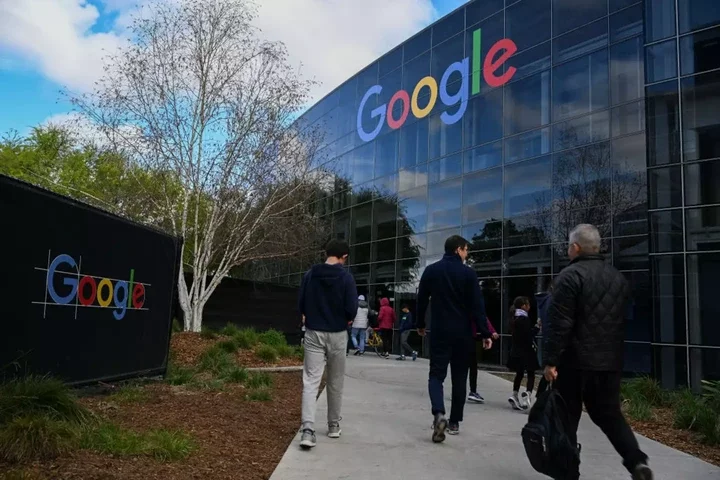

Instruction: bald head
[568,224,601,259]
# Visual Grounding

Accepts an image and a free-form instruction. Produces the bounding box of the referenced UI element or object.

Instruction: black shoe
[432,414,448,443]
[447,422,460,435]
[631,464,654,480]
[353,350,361,356]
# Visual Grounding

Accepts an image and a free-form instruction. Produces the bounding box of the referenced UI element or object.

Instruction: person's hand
[492,332,499,340]
[544,365,557,382]
[417,328,426,337]
[482,338,492,350]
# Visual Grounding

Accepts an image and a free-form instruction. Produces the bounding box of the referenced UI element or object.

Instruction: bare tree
[71,0,324,331]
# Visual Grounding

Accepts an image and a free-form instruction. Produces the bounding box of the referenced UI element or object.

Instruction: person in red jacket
[377,297,396,358]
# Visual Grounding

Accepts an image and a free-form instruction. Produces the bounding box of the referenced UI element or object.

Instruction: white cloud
[0,0,127,92]
[254,0,443,104]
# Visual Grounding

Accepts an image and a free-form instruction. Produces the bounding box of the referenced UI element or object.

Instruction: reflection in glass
[649,166,682,209]
[686,206,720,251]
[681,71,720,162]
[652,255,687,344]
[469,249,503,279]
[650,210,684,253]
[505,245,551,277]
[680,26,720,76]
[612,101,645,137]
[403,29,431,62]
[505,71,551,135]
[352,142,375,185]
[506,41,551,81]
[398,163,428,192]
[553,18,608,64]
[432,33,465,76]
[373,199,398,241]
[653,345,688,388]
[685,159,720,206]
[506,0,551,52]
[645,40,677,83]
[614,236,649,270]
[504,156,553,218]
[555,205,612,242]
[610,37,644,105]
[553,142,611,212]
[432,9,464,45]
[427,227,461,256]
[552,0,607,36]
[351,242,371,265]
[403,51,431,91]
[464,141,502,173]
[553,111,610,151]
[375,131,398,178]
[378,47,402,78]
[428,153,463,184]
[553,50,609,121]
[466,12,504,79]
[399,118,429,168]
[464,89,503,148]
[399,186,428,234]
[428,178,462,230]
[463,220,503,251]
[466,0,503,27]
[373,239,396,262]
[690,348,720,386]
[505,128,551,164]
[645,0,676,42]
[646,81,681,166]
[610,4,643,42]
[397,234,426,260]
[352,204,372,244]
[505,214,553,247]
[463,168,503,224]
[678,0,720,34]
[429,113,463,159]
[622,272,652,342]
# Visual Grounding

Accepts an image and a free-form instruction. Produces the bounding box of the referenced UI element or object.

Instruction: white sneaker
[327,422,341,438]
[520,392,530,410]
[508,394,522,410]
[300,429,316,448]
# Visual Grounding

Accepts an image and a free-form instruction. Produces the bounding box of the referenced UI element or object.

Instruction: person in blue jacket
[396,304,417,361]
[416,235,493,442]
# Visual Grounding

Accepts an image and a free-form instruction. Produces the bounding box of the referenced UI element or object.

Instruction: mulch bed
[171,333,302,369]
[489,371,720,467]
[18,372,303,480]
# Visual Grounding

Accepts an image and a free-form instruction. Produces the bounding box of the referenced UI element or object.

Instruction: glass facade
[272,0,720,388]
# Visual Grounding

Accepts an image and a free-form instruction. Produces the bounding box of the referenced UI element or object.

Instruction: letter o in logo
[387,90,410,129]
[411,76,438,119]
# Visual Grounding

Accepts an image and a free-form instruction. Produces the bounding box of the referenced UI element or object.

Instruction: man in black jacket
[543,224,652,480]
[417,235,492,442]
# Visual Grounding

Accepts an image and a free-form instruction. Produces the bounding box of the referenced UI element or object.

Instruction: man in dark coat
[416,235,492,442]
[543,224,653,480]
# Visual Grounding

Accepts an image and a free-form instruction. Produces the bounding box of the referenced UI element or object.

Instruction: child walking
[506,296,540,411]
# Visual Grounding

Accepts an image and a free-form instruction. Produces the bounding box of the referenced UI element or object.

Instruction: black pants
[429,334,472,423]
[513,369,536,392]
[555,368,648,473]
[469,341,478,393]
[536,376,549,396]
[380,329,393,354]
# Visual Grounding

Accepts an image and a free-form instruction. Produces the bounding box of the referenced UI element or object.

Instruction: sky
[0,0,467,136]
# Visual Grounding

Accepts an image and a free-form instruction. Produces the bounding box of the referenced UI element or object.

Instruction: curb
[246,366,303,372]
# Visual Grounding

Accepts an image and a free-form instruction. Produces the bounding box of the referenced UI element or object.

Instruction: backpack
[521,386,581,480]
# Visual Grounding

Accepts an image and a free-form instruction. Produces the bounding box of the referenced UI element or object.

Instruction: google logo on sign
[357,28,518,142]
[34,253,149,321]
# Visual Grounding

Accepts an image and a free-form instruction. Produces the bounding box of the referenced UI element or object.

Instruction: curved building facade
[274,0,720,388]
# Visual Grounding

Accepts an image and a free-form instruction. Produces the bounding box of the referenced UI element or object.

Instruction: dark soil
[17,372,302,479]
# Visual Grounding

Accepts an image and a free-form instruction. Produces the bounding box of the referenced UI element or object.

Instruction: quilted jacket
[544,254,630,371]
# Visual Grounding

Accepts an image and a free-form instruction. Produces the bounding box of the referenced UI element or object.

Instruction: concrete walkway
[270,355,720,480]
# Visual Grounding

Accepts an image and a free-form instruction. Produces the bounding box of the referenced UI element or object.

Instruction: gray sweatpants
[302,329,346,431]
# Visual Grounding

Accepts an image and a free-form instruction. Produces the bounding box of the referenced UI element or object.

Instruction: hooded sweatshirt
[298,263,358,333]
[377,298,396,330]
[353,299,370,329]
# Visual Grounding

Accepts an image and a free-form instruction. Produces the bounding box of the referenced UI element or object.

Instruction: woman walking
[377,297,396,358]
[350,295,370,355]
[506,296,540,410]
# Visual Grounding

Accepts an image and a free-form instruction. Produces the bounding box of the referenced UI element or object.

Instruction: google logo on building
[357,28,518,142]
[34,252,149,321]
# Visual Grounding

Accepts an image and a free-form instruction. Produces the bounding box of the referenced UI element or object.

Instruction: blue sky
[0,0,466,137]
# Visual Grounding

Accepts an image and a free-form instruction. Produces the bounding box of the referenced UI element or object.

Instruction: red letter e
[483,39,517,88]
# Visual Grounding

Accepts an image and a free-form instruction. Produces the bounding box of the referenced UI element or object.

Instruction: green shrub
[0,376,91,426]
[625,396,653,421]
[246,389,272,402]
[80,423,193,461]
[246,371,273,389]
[702,380,720,412]
[0,468,38,480]
[217,339,239,354]
[295,346,304,361]
[197,345,233,375]
[258,329,287,347]
[109,385,150,404]
[200,327,218,340]
[220,366,248,384]
[187,377,225,391]
[171,318,182,333]
[673,389,702,430]
[276,344,295,358]
[0,416,76,463]
[696,406,720,445]
[220,322,240,337]
[255,345,278,362]
[233,328,260,349]
[165,362,196,386]
[621,377,666,407]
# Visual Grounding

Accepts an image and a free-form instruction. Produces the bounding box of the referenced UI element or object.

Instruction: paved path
[270,355,720,480]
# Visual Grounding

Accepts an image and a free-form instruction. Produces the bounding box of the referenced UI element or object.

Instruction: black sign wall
[0,175,181,385]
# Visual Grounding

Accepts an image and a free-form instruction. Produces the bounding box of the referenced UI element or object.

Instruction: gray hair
[569,224,601,253]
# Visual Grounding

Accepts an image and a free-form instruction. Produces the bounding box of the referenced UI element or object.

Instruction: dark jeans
[469,340,478,393]
[379,329,393,354]
[556,368,648,473]
[429,334,472,423]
